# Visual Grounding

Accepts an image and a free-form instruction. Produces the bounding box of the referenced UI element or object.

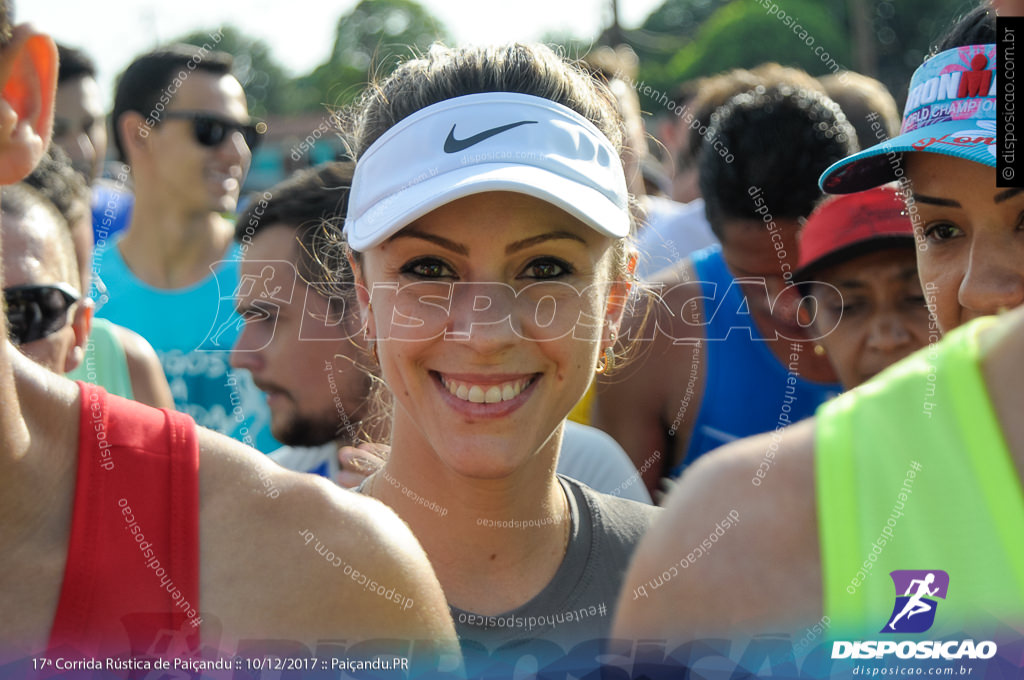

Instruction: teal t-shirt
[94,239,278,453]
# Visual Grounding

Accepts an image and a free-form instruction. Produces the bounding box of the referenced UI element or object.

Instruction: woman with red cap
[794,185,931,389]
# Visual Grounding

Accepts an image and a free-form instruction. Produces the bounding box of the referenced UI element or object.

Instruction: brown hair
[352,43,623,156]
[819,71,900,147]
[347,43,636,280]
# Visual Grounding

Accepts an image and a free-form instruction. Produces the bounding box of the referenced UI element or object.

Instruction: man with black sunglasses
[95,44,277,452]
[13,147,174,409]
[1,183,88,373]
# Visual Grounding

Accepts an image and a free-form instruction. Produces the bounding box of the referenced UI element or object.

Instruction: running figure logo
[882,570,950,634]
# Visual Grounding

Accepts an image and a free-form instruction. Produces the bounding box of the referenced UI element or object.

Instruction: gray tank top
[450,475,661,651]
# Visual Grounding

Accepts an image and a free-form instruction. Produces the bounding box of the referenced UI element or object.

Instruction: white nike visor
[345,92,631,251]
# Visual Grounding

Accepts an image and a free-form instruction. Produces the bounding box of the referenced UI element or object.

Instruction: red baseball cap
[796,185,915,281]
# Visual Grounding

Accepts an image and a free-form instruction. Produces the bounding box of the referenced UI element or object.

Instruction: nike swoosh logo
[443,120,538,153]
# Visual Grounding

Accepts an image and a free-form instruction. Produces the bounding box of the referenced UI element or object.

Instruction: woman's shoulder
[561,475,662,545]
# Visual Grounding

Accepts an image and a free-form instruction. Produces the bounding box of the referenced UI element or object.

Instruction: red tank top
[48,382,200,657]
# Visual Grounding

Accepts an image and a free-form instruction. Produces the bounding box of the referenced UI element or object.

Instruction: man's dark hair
[57,44,96,84]
[698,85,857,240]
[933,4,996,54]
[685,64,824,168]
[111,44,234,162]
[22,145,90,229]
[236,162,354,290]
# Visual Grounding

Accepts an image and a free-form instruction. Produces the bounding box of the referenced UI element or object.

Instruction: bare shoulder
[602,258,707,398]
[594,261,705,485]
[612,418,821,641]
[111,323,159,367]
[195,429,457,650]
[110,324,174,409]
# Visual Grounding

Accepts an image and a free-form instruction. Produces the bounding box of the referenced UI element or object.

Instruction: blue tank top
[672,245,840,476]
[94,239,279,453]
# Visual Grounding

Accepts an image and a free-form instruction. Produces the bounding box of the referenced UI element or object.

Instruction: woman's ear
[347,250,374,336]
[605,251,637,342]
[0,26,57,184]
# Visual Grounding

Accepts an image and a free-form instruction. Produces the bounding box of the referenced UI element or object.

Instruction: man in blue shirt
[94,43,277,451]
[595,81,851,495]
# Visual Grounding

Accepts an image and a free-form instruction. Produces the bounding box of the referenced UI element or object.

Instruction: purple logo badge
[882,570,950,634]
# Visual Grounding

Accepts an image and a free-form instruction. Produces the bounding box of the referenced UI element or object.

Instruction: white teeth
[440,375,530,404]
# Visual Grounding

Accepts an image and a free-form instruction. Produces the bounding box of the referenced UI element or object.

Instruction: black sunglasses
[4,283,80,346]
[162,110,266,150]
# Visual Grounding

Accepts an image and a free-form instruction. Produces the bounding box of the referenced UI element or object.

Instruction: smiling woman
[337,42,661,660]
[793,186,931,390]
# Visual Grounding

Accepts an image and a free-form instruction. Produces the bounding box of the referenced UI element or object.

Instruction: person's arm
[612,418,821,642]
[197,429,459,658]
[0,23,58,467]
[111,324,174,410]
[592,334,671,495]
[593,264,706,497]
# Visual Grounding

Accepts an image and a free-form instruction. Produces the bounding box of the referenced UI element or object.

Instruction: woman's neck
[367,417,572,615]
[119,203,234,290]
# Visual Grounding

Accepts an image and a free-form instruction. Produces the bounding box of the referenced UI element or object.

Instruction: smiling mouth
[437,373,537,404]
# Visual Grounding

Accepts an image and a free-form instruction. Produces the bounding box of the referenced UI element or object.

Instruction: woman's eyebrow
[506,231,587,255]
[910,193,959,207]
[994,187,1024,204]
[389,229,469,256]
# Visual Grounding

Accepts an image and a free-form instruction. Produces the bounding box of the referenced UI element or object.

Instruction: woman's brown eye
[402,258,455,278]
[524,258,571,279]
[923,223,962,242]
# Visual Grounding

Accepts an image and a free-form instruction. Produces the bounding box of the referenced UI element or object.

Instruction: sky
[24,0,665,103]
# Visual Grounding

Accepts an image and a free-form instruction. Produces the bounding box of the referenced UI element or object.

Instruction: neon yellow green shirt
[816,316,1024,635]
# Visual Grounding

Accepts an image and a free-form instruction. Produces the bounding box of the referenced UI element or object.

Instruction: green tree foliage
[295,0,453,111]
[626,0,977,114]
[863,0,977,103]
[639,0,730,42]
[174,26,291,118]
[664,0,850,82]
[173,0,452,115]
[632,0,849,114]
